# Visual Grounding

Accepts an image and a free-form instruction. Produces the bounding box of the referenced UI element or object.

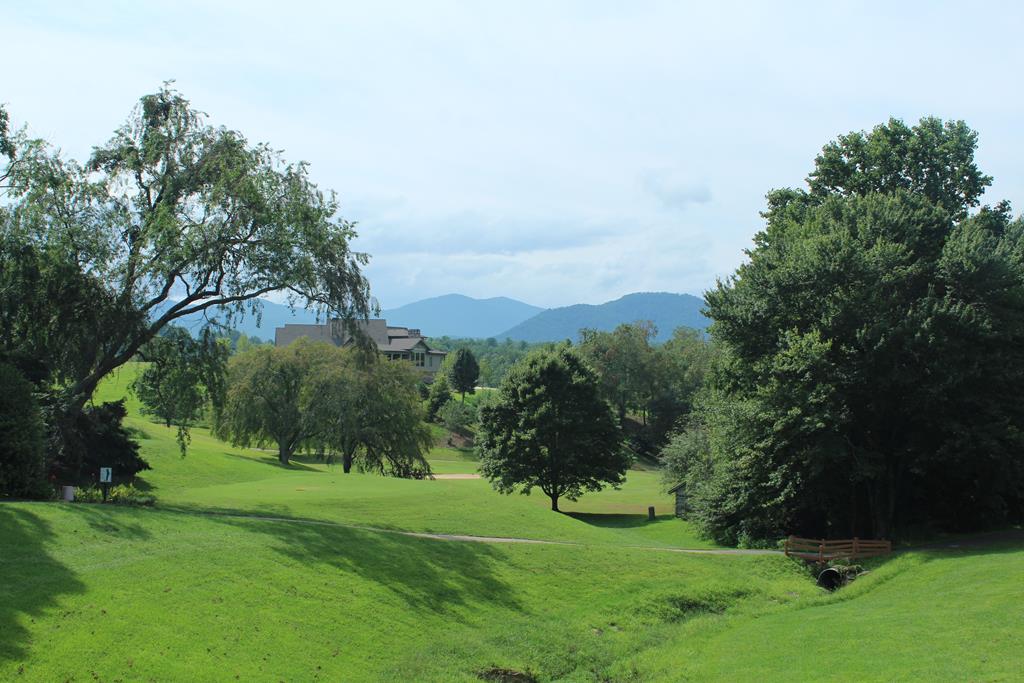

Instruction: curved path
[173,506,782,555]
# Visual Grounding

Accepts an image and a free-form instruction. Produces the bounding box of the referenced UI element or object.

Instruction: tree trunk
[868,465,898,539]
[278,443,291,466]
[342,451,353,474]
[550,494,560,512]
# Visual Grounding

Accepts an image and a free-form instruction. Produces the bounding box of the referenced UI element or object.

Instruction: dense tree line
[663,118,1024,543]
[578,323,712,454]
[0,89,370,494]
[429,337,554,387]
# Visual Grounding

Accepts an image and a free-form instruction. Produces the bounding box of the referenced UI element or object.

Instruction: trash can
[61,485,75,502]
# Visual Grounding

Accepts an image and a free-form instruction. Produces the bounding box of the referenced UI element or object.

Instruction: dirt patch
[477,667,537,682]
[647,588,752,623]
[444,431,475,449]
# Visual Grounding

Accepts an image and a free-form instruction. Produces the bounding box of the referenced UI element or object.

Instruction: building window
[413,352,425,367]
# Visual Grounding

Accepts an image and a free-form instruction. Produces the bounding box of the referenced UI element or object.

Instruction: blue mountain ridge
[496,292,708,343]
[154,292,707,343]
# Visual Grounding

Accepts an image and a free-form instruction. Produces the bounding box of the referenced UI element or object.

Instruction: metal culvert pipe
[817,567,843,591]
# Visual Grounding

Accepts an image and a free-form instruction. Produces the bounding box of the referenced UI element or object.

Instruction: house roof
[380,338,427,352]
[667,483,685,494]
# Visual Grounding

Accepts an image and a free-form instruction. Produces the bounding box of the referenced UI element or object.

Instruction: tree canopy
[216,340,432,476]
[671,117,1024,543]
[214,339,332,465]
[578,322,712,452]
[478,346,627,511]
[305,351,432,477]
[132,326,229,455]
[0,87,372,482]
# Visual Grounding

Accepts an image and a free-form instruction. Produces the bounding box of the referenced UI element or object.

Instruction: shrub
[74,483,156,506]
[54,400,151,485]
[427,375,452,422]
[0,362,49,498]
[439,399,474,434]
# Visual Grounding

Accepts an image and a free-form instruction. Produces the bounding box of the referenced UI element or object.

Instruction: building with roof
[274,318,447,378]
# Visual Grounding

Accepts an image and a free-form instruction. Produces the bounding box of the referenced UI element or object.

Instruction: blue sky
[4,1,1022,309]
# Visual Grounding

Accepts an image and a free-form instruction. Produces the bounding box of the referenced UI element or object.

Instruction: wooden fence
[784,536,892,562]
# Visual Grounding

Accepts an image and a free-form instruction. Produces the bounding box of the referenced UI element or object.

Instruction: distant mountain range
[155,299,319,342]
[497,292,708,343]
[158,291,707,343]
[382,294,544,339]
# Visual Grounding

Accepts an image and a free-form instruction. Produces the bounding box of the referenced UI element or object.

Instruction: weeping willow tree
[0,87,372,479]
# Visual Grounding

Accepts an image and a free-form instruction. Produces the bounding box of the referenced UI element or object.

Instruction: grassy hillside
[0,363,1020,681]
[92,364,712,549]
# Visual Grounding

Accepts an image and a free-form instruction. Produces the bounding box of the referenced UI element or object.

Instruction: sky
[4,1,1022,309]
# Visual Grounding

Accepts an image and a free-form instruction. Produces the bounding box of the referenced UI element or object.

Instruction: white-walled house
[274,318,447,378]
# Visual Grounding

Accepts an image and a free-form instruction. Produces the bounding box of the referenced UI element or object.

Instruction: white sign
[99,467,112,483]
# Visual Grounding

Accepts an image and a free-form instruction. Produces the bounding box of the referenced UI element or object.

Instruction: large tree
[478,346,627,511]
[305,352,433,477]
[217,340,432,475]
[214,339,335,465]
[683,117,1024,542]
[0,87,371,473]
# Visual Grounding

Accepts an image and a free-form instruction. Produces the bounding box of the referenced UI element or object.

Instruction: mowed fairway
[1,364,1021,681]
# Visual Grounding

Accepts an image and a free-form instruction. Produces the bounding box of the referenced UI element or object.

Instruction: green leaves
[478,346,627,511]
[216,340,431,476]
[808,117,991,221]
[446,348,480,399]
[132,326,229,456]
[690,119,1024,542]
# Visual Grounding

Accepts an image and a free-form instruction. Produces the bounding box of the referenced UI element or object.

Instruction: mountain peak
[381,295,544,338]
[497,292,707,343]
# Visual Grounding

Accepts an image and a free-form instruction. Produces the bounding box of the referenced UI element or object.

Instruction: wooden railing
[784,536,891,562]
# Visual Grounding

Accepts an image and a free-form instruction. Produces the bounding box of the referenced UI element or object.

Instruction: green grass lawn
[93,364,714,549]
[1,363,1020,681]
[0,503,809,682]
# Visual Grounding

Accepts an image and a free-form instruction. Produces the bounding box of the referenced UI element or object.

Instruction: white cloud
[4,1,1022,310]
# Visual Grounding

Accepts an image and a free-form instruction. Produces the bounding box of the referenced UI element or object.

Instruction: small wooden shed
[668,482,687,518]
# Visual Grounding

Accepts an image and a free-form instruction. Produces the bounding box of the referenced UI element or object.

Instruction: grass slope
[0,503,807,682]
[0,363,1019,681]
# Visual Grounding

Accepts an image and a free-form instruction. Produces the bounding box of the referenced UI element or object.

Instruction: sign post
[99,467,112,502]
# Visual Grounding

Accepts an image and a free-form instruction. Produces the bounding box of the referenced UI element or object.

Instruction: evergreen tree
[447,348,480,402]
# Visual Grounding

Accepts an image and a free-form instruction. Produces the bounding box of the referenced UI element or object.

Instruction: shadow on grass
[0,506,86,664]
[566,512,666,529]
[158,503,408,533]
[219,451,322,472]
[68,504,154,540]
[910,529,1024,561]
[211,512,524,615]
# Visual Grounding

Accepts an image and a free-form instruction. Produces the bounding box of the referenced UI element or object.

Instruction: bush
[0,362,49,498]
[54,400,151,485]
[427,375,452,422]
[439,399,474,434]
[74,483,156,506]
